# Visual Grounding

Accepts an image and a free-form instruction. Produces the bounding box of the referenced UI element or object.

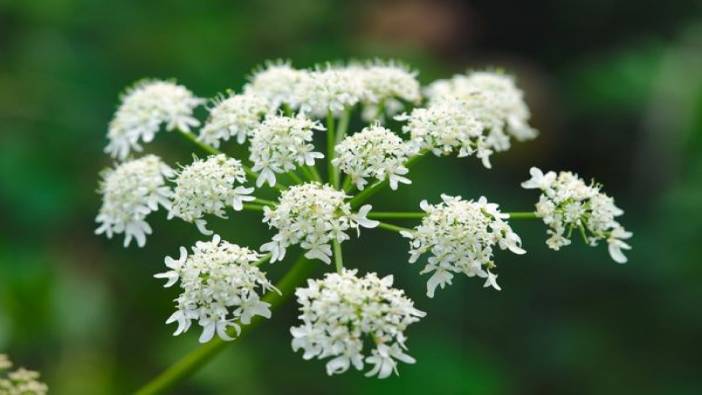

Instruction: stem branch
[135,255,313,395]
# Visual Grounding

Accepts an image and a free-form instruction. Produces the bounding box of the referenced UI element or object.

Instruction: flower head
[169,154,254,235]
[199,92,270,147]
[397,100,497,168]
[333,124,413,190]
[96,155,173,247]
[249,114,325,187]
[244,61,306,109]
[425,70,537,143]
[291,269,425,378]
[352,61,421,121]
[0,354,48,395]
[522,167,632,262]
[261,183,378,263]
[155,235,277,343]
[296,65,368,117]
[105,80,203,160]
[402,195,525,297]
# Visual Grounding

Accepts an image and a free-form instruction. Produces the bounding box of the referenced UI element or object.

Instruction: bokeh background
[1,0,702,394]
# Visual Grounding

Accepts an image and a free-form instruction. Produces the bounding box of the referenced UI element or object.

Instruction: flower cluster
[402,195,525,297]
[291,269,425,378]
[397,100,496,168]
[95,155,173,247]
[424,70,537,142]
[249,114,325,187]
[198,92,270,147]
[0,354,48,395]
[169,154,254,235]
[351,61,421,121]
[244,61,305,110]
[261,183,378,263]
[105,80,203,160]
[521,167,632,263]
[333,124,413,190]
[155,235,277,343]
[296,65,369,117]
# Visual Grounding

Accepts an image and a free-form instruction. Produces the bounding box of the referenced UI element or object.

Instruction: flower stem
[177,129,220,156]
[326,111,338,187]
[135,255,313,395]
[335,108,351,144]
[342,176,354,192]
[253,198,276,206]
[367,212,425,219]
[307,165,322,183]
[254,253,272,266]
[349,151,427,209]
[287,171,304,185]
[507,212,538,220]
[242,203,266,212]
[376,221,414,234]
[332,239,343,273]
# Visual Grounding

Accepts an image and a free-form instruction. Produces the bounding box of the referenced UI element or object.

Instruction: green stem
[349,151,427,209]
[178,130,220,156]
[367,212,425,219]
[376,221,414,234]
[254,253,272,266]
[342,176,354,193]
[242,203,266,212]
[287,171,304,185]
[335,108,351,144]
[326,111,338,187]
[507,212,538,220]
[307,165,322,183]
[135,255,313,395]
[332,239,343,273]
[253,198,276,206]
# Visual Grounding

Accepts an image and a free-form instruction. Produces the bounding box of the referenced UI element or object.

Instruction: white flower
[95,155,173,247]
[521,167,556,190]
[261,183,378,264]
[290,269,425,378]
[424,70,537,142]
[351,61,421,121]
[244,61,307,110]
[296,65,368,117]
[105,80,203,160]
[333,124,413,191]
[402,195,525,297]
[198,92,270,147]
[522,167,632,263]
[169,154,254,235]
[155,235,277,343]
[396,100,496,168]
[0,354,48,395]
[249,114,325,187]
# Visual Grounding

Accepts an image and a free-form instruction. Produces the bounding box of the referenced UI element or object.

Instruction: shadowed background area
[1,0,702,394]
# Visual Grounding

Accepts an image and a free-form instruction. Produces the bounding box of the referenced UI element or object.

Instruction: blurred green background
[1,0,702,394]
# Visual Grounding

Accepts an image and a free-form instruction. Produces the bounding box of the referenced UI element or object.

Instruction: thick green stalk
[367,212,425,220]
[135,255,313,395]
[507,212,538,220]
